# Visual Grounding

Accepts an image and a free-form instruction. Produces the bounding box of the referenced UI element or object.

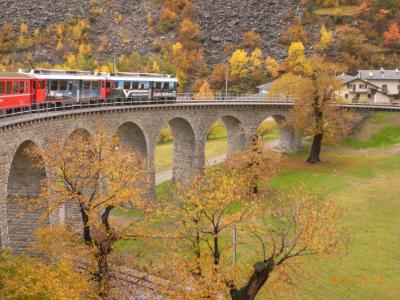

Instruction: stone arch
[220,115,247,156]
[6,140,47,253]
[63,128,93,227]
[271,115,302,153]
[115,122,147,159]
[163,117,196,184]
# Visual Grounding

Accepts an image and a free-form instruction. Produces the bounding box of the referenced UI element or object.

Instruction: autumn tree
[315,24,333,54]
[383,22,400,47]
[27,126,150,299]
[196,81,214,99]
[281,17,308,45]
[152,147,345,299]
[229,48,268,94]
[240,31,263,50]
[0,251,92,299]
[271,51,352,163]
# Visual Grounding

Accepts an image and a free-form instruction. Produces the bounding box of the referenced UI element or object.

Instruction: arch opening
[6,140,47,253]
[115,122,147,159]
[256,116,280,149]
[204,119,228,167]
[155,118,196,185]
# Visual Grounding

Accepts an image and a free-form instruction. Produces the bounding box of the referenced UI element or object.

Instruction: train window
[169,82,176,89]
[84,81,90,90]
[6,82,12,94]
[106,81,111,88]
[0,81,4,95]
[92,81,99,89]
[59,80,67,91]
[25,81,29,92]
[163,82,169,89]
[68,82,73,91]
[19,81,24,93]
[155,82,162,89]
[132,81,139,89]
[13,81,18,94]
[38,81,45,89]
[124,81,131,89]
[50,80,58,90]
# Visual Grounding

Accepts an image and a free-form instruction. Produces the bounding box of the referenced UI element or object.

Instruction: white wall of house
[364,79,400,96]
[338,79,391,104]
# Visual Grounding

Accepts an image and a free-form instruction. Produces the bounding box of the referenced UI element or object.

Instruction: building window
[345,94,348,99]
[368,94,371,99]
[382,84,388,93]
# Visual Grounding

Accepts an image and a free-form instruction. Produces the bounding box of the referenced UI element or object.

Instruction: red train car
[0,72,32,110]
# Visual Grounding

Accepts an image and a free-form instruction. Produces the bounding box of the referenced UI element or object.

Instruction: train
[0,69,179,114]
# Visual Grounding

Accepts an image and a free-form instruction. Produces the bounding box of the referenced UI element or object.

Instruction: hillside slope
[0,0,301,65]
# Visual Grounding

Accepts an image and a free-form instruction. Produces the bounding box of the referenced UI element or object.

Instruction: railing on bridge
[0,94,397,123]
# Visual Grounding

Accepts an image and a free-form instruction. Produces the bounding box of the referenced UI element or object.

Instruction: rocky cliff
[1,0,302,65]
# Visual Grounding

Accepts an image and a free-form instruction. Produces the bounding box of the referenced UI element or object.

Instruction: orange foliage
[240,31,263,49]
[160,7,178,24]
[383,22,400,47]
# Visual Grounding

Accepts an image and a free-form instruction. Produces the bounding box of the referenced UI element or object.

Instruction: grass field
[116,112,400,299]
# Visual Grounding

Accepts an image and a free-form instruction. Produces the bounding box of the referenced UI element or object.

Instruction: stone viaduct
[3,99,390,253]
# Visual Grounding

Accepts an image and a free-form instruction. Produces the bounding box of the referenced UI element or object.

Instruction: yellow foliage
[98,35,108,53]
[286,41,312,75]
[196,81,214,99]
[172,42,183,55]
[265,56,279,77]
[56,40,63,51]
[114,12,123,24]
[0,251,92,299]
[250,48,263,69]
[229,49,250,78]
[316,25,333,53]
[56,24,64,38]
[78,43,91,57]
[70,19,89,41]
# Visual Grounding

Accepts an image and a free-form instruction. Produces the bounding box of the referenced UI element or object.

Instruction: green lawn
[344,112,400,149]
[267,152,400,300]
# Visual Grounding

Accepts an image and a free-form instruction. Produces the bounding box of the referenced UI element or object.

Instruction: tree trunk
[307,133,323,164]
[97,252,112,299]
[213,235,220,265]
[230,259,274,300]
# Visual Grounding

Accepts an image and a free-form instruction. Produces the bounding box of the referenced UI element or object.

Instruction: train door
[35,80,46,103]
[71,80,80,102]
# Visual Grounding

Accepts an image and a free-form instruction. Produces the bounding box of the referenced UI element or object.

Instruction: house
[358,69,400,99]
[337,73,391,104]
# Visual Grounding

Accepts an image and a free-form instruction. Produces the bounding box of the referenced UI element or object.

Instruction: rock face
[0,0,302,65]
[194,0,303,63]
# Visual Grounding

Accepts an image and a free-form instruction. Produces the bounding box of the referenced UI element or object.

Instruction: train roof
[105,72,178,82]
[11,69,178,82]
[0,71,32,79]
[18,69,103,81]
